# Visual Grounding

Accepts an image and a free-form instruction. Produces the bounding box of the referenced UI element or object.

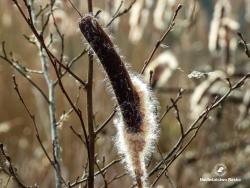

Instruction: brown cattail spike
[79,15,142,133]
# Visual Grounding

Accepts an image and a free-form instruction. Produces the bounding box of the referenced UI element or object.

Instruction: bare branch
[95,108,117,135]
[149,73,250,184]
[0,42,49,103]
[0,144,31,188]
[106,0,136,27]
[12,75,67,186]
[141,4,182,74]
[237,32,250,58]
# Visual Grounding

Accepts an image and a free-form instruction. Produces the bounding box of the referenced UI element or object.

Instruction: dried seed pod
[79,15,142,133]
[79,15,159,187]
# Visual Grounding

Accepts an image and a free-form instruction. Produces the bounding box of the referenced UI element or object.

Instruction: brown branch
[11,75,67,186]
[160,88,184,122]
[106,172,128,186]
[11,1,89,147]
[106,0,136,27]
[149,73,250,184]
[95,109,117,135]
[13,0,90,151]
[171,98,184,138]
[70,126,86,145]
[86,49,95,188]
[237,32,250,58]
[86,1,95,188]
[12,0,87,88]
[0,42,49,103]
[141,4,182,74]
[68,159,122,187]
[94,157,108,187]
[0,144,31,188]
[54,48,88,85]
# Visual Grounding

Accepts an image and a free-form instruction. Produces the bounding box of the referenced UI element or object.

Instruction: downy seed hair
[79,15,159,188]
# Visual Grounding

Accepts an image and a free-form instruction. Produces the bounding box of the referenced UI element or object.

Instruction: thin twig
[68,159,122,187]
[0,42,49,103]
[237,32,250,58]
[171,98,184,138]
[12,0,87,88]
[12,75,67,186]
[0,144,30,188]
[141,4,182,74]
[95,109,116,135]
[149,73,250,184]
[160,89,184,122]
[70,126,86,145]
[106,0,136,27]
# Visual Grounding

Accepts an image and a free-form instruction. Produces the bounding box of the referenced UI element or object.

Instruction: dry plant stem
[29,1,62,187]
[54,48,88,85]
[181,138,250,163]
[68,159,122,187]
[95,109,116,135]
[158,87,245,104]
[223,26,230,68]
[106,0,136,27]
[11,1,90,187]
[87,50,95,188]
[160,89,183,122]
[94,159,108,187]
[237,32,250,58]
[12,75,67,186]
[70,126,86,145]
[141,4,182,74]
[86,1,95,188]
[79,16,142,133]
[149,73,250,185]
[0,42,49,103]
[12,0,87,88]
[106,172,128,186]
[12,0,89,149]
[0,144,30,188]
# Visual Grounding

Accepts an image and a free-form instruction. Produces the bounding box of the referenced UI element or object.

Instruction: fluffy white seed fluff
[208,0,239,54]
[208,0,225,53]
[190,71,227,119]
[153,0,176,30]
[144,50,178,87]
[129,0,151,43]
[114,74,159,187]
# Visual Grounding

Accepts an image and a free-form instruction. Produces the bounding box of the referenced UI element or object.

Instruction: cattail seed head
[79,15,159,187]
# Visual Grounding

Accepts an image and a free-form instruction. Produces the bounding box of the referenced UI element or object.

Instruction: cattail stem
[79,16,142,133]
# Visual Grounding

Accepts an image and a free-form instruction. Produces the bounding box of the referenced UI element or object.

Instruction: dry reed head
[79,15,159,187]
